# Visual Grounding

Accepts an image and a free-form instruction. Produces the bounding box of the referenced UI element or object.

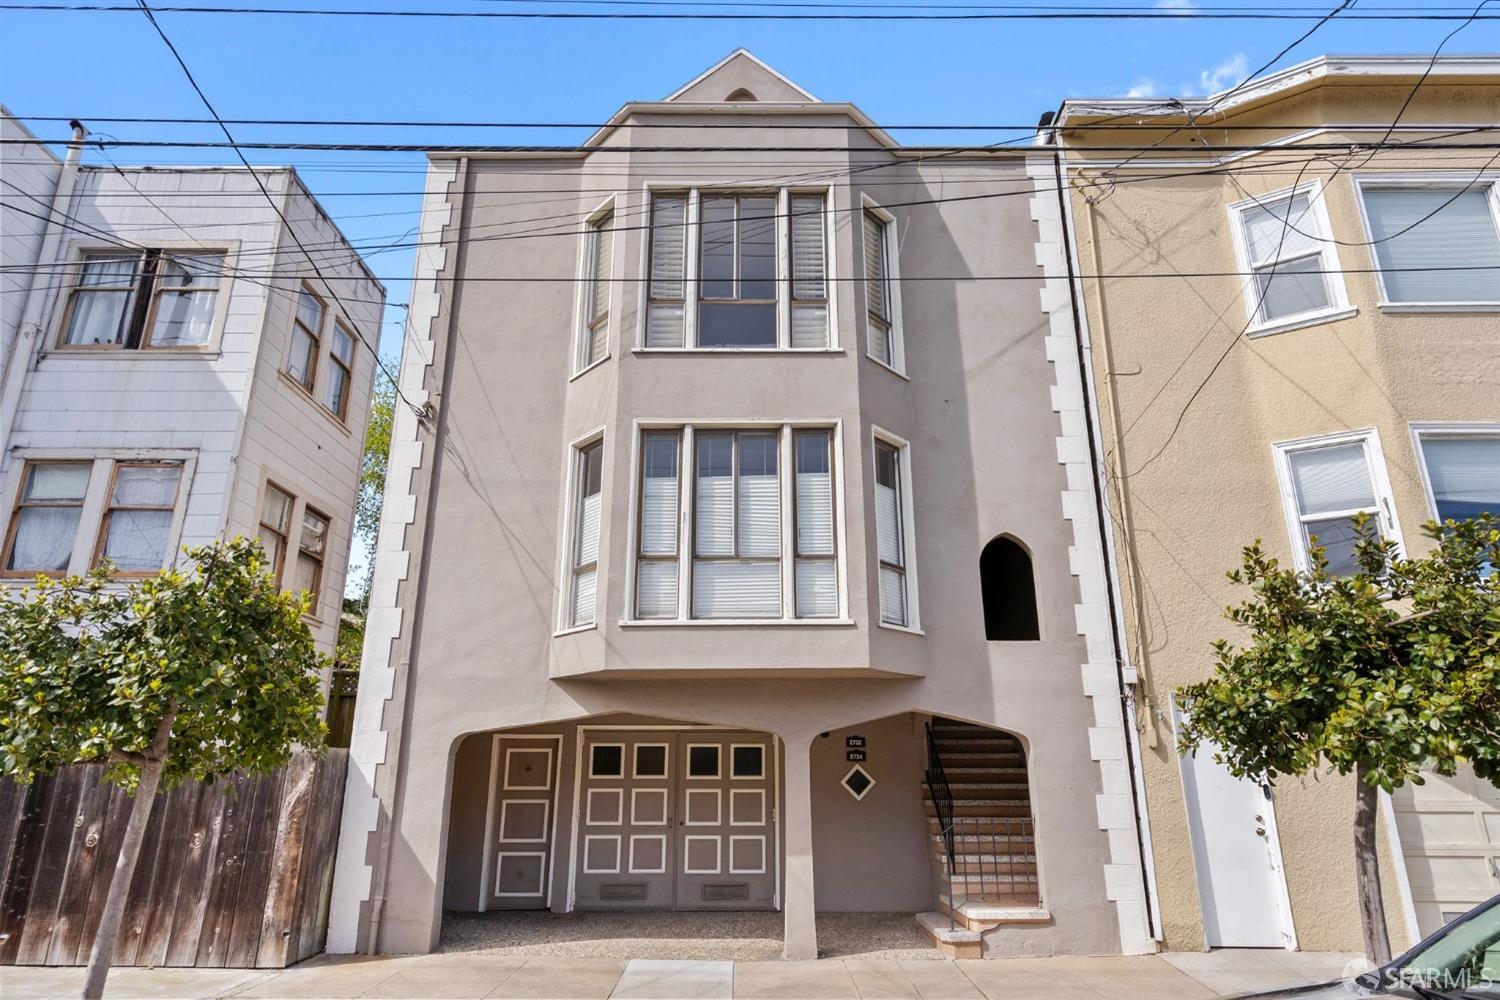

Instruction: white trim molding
[1028,153,1157,955]
[327,158,460,955]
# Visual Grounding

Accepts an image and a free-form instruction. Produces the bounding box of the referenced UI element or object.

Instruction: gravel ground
[439,910,941,960]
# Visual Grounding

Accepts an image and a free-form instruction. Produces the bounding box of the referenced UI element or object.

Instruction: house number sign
[845,735,865,748]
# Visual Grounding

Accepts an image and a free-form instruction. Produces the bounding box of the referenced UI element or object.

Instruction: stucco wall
[1061,78,1500,952]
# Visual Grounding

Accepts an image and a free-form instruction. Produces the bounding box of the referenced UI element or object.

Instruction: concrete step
[938,767,1030,778]
[925,802,1034,817]
[937,898,1051,932]
[945,873,1040,888]
[914,912,982,959]
[933,753,1026,766]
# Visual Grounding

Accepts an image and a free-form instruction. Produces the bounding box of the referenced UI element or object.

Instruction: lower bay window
[873,436,911,626]
[630,424,840,622]
[569,440,604,627]
[3,457,188,578]
[256,479,335,617]
[1412,426,1500,525]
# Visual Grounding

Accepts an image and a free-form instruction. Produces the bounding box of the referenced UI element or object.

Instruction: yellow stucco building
[1049,56,1500,954]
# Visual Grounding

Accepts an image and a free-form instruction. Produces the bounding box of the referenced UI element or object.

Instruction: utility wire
[127,0,422,417]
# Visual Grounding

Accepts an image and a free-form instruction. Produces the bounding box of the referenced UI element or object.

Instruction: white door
[1392,766,1500,936]
[1179,738,1294,948]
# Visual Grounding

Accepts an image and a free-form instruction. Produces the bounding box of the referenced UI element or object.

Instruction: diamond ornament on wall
[841,764,876,800]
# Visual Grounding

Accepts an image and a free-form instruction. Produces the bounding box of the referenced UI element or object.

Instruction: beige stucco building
[328,52,1160,960]
[1049,56,1500,954]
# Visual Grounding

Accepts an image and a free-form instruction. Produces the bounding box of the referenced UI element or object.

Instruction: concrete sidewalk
[1,950,1364,999]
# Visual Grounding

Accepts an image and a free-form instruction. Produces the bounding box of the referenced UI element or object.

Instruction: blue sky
[0,1,1480,587]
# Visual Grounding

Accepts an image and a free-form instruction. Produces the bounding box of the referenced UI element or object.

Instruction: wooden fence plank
[0,753,345,970]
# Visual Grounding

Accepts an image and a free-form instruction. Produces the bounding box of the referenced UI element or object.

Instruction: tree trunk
[82,710,175,1000]
[1354,762,1393,968]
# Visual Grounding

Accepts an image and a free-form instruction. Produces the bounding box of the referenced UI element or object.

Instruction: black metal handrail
[924,721,957,927]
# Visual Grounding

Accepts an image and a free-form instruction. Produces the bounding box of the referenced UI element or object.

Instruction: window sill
[1377,301,1500,314]
[866,353,909,380]
[277,369,354,437]
[877,620,925,637]
[42,346,222,360]
[553,622,598,638]
[618,617,856,628]
[569,355,611,381]
[631,348,845,356]
[1246,306,1358,340]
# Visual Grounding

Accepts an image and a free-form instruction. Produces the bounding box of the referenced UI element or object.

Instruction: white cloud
[1199,52,1249,95]
[1124,78,1159,99]
[1154,0,1198,10]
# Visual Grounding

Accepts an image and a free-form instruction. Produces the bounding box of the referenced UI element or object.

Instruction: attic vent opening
[725,88,758,102]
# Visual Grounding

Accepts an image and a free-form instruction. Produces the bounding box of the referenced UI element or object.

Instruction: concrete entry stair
[923,719,1043,922]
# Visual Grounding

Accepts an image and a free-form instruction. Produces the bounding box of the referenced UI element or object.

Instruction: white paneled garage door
[1393,766,1500,936]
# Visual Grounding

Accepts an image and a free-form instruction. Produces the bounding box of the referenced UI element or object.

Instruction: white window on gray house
[1361,183,1500,305]
[60,250,224,349]
[636,431,680,619]
[644,189,830,350]
[1276,435,1394,576]
[793,430,836,617]
[580,211,613,369]
[96,463,182,574]
[2,462,90,575]
[286,285,325,392]
[646,194,688,348]
[700,194,778,348]
[694,430,781,617]
[863,208,898,368]
[1415,431,1500,524]
[325,323,355,420]
[571,440,604,627]
[258,482,294,587]
[1232,187,1346,330]
[873,439,908,625]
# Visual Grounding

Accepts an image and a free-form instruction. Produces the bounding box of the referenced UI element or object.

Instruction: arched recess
[724,88,758,102]
[980,535,1040,641]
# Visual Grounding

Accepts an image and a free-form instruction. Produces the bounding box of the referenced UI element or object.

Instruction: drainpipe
[1044,115,1162,943]
[0,121,88,453]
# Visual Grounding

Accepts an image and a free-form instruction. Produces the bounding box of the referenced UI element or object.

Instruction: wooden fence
[0,749,347,969]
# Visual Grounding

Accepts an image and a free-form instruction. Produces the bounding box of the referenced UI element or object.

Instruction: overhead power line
[3,2,1494,17]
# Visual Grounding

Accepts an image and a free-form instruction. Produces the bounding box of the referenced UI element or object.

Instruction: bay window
[863,208,899,368]
[643,189,831,350]
[874,438,909,625]
[1274,432,1398,576]
[570,440,604,627]
[629,424,841,622]
[579,208,614,370]
[1359,181,1500,306]
[286,285,324,391]
[96,464,183,573]
[2,462,90,575]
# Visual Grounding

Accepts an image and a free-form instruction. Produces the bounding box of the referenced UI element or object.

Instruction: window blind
[1242,193,1321,264]
[874,442,906,625]
[794,431,836,617]
[647,195,687,347]
[637,432,679,618]
[1421,436,1500,522]
[1289,443,1375,514]
[694,433,735,557]
[735,434,780,558]
[571,443,603,627]
[863,211,892,363]
[1365,187,1500,303]
[585,213,612,364]
[790,194,828,348]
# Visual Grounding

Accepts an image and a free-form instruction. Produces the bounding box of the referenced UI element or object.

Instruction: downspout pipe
[0,120,89,454]
[1044,109,1162,943]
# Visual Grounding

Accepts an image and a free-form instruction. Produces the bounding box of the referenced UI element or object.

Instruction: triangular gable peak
[665,49,819,104]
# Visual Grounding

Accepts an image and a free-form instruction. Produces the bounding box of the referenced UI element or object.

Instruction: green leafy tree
[353,371,395,598]
[0,538,327,999]
[1178,515,1500,965]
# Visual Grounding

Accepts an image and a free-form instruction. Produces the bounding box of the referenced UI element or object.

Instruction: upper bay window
[1229,184,1350,335]
[644,190,831,351]
[862,205,904,371]
[629,424,841,622]
[576,206,614,372]
[1412,427,1500,525]
[58,249,226,350]
[1358,180,1500,308]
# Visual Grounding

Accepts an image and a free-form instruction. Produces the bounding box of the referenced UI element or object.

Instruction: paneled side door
[490,737,559,908]
[574,731,675,908]
[676,733,776,910]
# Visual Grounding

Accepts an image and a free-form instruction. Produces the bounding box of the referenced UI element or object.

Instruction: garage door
[1393,766,1500,936]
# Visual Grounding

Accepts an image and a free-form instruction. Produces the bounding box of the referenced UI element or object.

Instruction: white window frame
[633,184,839,354]
[860,196,906,376]
[1352,174,1500,312]
[555,427,606,635]
[1226,181,1353,338]
[0,450,196,581]
[1409,422,1500,523]
[1271,428,1403,574]
[620,419,850,626]
[572,196,617,377]
[871,426,921,633]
